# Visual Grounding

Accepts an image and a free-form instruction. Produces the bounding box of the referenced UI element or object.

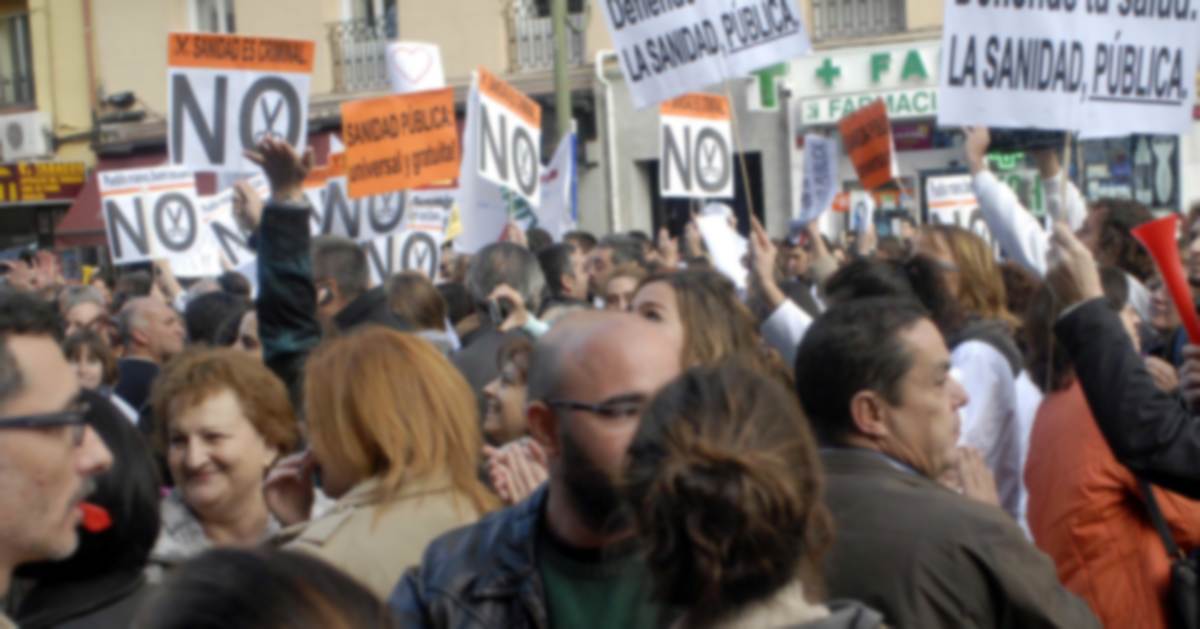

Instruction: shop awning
[54,153,166,249]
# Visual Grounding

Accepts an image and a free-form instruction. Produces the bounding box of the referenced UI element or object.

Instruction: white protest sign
[386,42,446,94]
[168,33,315,173]
[99,167,221,277]
[537,131,578,240]
[939,2,1200,136]
[660,93,734,199]
[475,68,542,207]
[599,0,811,109]
[199,175,269,269]
[924,173,997,251]
[696,207,748,291]
[362,202,448,285]
[849,190,876,234]
[798,133,838,224]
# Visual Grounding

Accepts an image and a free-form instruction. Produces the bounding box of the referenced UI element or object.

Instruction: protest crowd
[8,1,1200,628]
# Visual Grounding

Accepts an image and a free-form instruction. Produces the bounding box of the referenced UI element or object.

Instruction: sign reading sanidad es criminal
[168,33,315,173]
[599,0,812,109]
[938,0,1200,136]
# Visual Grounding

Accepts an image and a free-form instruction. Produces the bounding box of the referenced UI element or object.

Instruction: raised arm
[245,138,321,402]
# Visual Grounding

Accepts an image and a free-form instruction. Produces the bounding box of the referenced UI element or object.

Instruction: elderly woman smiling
[148,347,299,568]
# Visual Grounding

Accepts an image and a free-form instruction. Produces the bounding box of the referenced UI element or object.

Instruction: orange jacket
[1026,382,1200,629]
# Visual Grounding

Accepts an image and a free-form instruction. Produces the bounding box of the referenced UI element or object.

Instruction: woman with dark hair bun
[134,547,396,629]
[12,389,160,628]
[623,362,883,629]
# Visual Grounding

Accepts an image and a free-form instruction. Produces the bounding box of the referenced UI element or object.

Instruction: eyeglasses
[546,394,647,419]
[0,401,90,446]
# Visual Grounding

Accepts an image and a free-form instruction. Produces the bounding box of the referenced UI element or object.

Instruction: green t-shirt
[537,525,665,629]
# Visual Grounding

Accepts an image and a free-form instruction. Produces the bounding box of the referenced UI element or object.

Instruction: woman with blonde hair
[266,326,496,598]
[914,224,1029,530]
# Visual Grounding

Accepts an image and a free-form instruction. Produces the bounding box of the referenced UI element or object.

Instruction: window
[0,13,34,108]
[533,0,586,18]
[192,0,236,33]
[811,0,905,42]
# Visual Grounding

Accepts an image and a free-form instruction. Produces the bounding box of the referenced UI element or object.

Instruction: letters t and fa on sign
[387,42,446,94]
[340,88,460,199]
[476,69,542,208]
[659,93,734,200]
[168,33,315,173]
[837,99,898,192]
[798,134,839,224]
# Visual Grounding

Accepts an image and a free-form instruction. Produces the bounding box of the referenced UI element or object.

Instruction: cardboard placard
[99,167,221,277]
[599,0,812,109]
[167,33,315,173]
[838,100,898,191]
[939,1,1200,136]
[340,88,459,199]
[659,93,734,199]
[475,68,542,207]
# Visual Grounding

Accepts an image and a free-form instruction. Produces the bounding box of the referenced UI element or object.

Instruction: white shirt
[760,299,813,369]
[952,340,1024,524]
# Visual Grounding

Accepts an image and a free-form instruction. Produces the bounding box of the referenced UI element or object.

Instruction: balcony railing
[508,4,585,74]
[811,0,905,42]
[0,13,35,108]
[328,17,390,93]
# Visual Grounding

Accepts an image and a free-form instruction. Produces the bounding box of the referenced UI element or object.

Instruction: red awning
[54,131,338,249]
[54,152,167,249]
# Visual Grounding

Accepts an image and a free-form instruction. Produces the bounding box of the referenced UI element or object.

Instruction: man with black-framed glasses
[392,311,684,628]
[0,289,112,628]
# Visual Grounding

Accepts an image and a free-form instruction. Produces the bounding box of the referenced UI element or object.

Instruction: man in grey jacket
[794,297,1098,629]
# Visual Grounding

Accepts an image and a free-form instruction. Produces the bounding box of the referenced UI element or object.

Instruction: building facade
[1,0,1197,259]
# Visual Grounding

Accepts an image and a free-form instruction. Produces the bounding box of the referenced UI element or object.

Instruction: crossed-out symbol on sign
[695,129,730,193]
[512,128,538,197]
[155,193,196,251]
[252,94,287,144]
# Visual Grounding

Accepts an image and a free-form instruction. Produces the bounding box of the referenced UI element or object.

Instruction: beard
[559,422,633,535]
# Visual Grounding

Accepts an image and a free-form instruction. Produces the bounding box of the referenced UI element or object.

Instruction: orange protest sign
[837,99,897,192]
[168,33,314,73]
[659,93,730,121]
[478,68,541,127]
[340,88,460,199]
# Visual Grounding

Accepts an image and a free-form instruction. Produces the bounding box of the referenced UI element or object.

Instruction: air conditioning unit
[0,111,49,161]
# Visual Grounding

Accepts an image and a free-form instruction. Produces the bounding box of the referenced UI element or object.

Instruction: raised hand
[244,137,313,204]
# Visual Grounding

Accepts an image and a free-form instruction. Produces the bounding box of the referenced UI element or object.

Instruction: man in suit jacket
[794,297,1098,629]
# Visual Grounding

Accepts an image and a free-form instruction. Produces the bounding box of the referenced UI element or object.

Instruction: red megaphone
[1132,214,1200,343]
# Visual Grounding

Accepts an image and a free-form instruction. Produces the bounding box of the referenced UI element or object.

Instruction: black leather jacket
[388,486,550,628]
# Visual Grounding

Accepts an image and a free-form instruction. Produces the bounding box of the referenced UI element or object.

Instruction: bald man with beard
[391,311,683,629]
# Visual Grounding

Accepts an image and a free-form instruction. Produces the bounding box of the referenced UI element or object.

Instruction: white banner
[798,134,838,224]
[386,42,446,94]
[99,167,221,277]
[696,209,748,290]
[456,72,531,253]
[362,202,447,285]
[476,69,542,207]
[938,2,1200,136]
[925,173,996,250]
[599,0,811,109]
[849,190,876,234]
[537,131,578,240]
[167,33,315,173]
[660,94,734,199]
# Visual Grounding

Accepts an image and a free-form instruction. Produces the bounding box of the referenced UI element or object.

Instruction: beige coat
[276,474,481,599]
